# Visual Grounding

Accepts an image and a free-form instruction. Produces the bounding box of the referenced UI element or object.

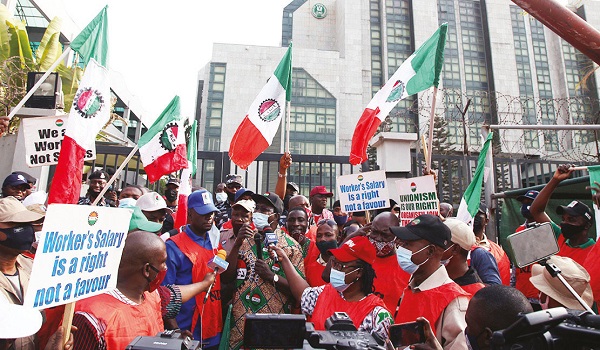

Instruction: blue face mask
[395,245,431,274]
[252,212,270,230]
[330,267,359,292]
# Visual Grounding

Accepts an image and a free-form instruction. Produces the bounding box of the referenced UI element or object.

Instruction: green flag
[71,6,108,67]
[187,120,198,176]
[456,132,494,226]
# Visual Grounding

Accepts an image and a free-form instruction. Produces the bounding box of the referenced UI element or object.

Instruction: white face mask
[215,192,228,203]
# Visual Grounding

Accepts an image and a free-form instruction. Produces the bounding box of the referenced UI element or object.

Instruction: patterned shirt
[300,286,393,341]
[229,228,305,349]
[78,196,115,207]
[215,200,232,229]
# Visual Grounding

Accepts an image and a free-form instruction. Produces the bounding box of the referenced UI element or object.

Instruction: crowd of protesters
[1,155,600,350]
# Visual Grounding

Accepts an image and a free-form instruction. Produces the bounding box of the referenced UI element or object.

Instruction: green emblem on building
[312,3,327,19]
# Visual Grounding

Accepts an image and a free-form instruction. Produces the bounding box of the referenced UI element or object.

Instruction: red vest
[169,231,222,340]
[557,234,595,266]
[311,284,388,330]
[584,243,600,305]
[372,254,410,312]
[460,282,485,296]
[488,241,511,286]
[515,265,539,299]
[75,292,163,350]
[395,282,470,330]
[305,241,326,287]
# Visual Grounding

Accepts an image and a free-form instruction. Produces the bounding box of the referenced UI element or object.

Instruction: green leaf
[6,19,34,69]
[35,16,62,65]
[38,32,62,71]
[57,63,83,112]
[0,5,11,62]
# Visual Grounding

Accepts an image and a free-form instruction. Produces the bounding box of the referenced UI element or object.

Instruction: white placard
[22,116,95,168]
[337,170,390,213]
[396,175,439,226]
[24,205,132,309]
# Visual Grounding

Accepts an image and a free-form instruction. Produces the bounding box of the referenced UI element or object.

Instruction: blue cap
[188,189,218,215]
[517,190,539,202]
[3,174,31,189]
[234,188,254,202]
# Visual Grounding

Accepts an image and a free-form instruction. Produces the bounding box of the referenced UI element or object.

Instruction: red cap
[329,236,376,265]
[309,185,333,197]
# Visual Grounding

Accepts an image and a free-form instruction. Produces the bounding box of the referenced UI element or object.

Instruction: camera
[126,330,201,350]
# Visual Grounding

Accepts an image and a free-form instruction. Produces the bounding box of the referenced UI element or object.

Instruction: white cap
[443,218,476,251]
[0,294,43,339]
[22,191,47,207]
[136,192,172,213]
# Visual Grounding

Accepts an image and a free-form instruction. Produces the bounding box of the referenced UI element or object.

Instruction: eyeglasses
[318,219,337,227]
[226,184,242,190]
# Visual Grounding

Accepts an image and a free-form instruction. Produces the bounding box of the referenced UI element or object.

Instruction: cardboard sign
[396,176,439,226]
[24,205,132,309]
[337,170,390,213]
[22,116,95,167]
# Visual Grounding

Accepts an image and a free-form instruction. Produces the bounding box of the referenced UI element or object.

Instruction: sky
[56,0,292,125]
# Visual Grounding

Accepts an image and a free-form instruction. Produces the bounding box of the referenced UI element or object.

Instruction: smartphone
[505,222,559,268]
[389,321,425,347]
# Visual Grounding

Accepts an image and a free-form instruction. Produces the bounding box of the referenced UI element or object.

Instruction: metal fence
[87,145,593,205]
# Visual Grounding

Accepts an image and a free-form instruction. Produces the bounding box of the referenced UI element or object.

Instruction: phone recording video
[389,321,425,347]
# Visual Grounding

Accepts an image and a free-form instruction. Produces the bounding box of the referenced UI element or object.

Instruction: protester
[285,206,312,258]
[584,182,600,307]
[221,196,304,350]
[163,189,222,349]
[443,218,485,294]
[0,197,44,350]
[462,285,533,350]
[137,191,173,225]
[1,173,31,201]
[304,217,337,287]
[73,231,167,349]
[439,202,454,218]
[530,255,594,310]
[514,190,542,309]
[472,204,511,285]
[78,170,116,207]
[332,200,349,227]
[391,214,470,349]
[274,152,293,201]
[11,172,36,199]
[214,182,227,204]
[340,219,361,243]
[308,186,334,225]
[272,236,393,341]
[530,164,595,266]
[163,177,179,211]
[215,174,243,228]
[118,184,144,202]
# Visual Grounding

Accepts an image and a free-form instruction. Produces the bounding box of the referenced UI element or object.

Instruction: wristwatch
[273,274,279,284]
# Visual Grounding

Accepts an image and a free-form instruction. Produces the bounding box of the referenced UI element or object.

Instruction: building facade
[196,0,600,193]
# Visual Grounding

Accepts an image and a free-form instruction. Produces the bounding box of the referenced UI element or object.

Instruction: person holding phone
[271,236,394,342]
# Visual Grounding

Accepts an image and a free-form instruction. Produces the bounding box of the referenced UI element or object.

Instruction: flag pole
[7,48,72,120]
[426,87,439,170]
[92,145,139,206]
[286,100,291,152]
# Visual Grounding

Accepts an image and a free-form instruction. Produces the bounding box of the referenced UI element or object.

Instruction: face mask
[165,189,178,202]
[147,265,167,292]
[560,222,586,239]
[253,212,270,230]
[473,216,484,234]
[368,237,395,257]
[329,267,359,292]
[0,225,35,251]
[119,197,137,208]
[215,192,228,203]
[440,244,455,266]
[520,204,532,219]
[226,191,236,203]
[316,240,338,256]
[395,245,431,274]
[333,214,348,226]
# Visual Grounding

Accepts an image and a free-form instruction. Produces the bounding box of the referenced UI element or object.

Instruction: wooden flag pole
[426,87,439,171]
[286,100,291,153]
[91,145,139,206]
[421,134,429,170]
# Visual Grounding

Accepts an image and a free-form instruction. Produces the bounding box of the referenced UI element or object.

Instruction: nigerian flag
[456,132,493,226]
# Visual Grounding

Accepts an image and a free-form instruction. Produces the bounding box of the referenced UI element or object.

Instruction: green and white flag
[456,132,494,226]
[588,165,600,239]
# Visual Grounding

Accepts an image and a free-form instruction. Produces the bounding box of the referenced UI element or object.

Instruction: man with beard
[530,164,595,266]
[215,174,243,228]
[78,170,115,207]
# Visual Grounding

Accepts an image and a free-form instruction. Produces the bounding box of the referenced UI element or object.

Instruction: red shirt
[304,241,327,287]
[372,254,410,311]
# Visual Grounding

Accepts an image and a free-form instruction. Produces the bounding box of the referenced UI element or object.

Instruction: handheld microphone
[254,232,263,260]
[204,249,228,303]
[263,229,279,262]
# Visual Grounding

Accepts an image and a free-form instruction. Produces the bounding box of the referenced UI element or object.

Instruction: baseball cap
[478,203,489,217]
[188,189,219,215]
[287,182,299,193]
[329,236,376,265]
[88,170,109,181]
[127,206,163,233]
[443,218,475,250]
[166,177,180,187]
[0,197,44,223]
[225,174,243,186]
[235,188,255,202]
[137,192,173,214]
[556,200,593,222]
[2,173,30,189]
[517,190,539,202]
[530,256,593,310]
[390,214,451,248]
[0,293,43,339]
[310,185,333,197]
[11,171,36,184]
[252,192,284,214]
[232,199,256,213]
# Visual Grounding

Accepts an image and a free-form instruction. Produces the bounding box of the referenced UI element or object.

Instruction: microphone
[204,249,228,303]
[263,228,279,262]
[254,232,263,260]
